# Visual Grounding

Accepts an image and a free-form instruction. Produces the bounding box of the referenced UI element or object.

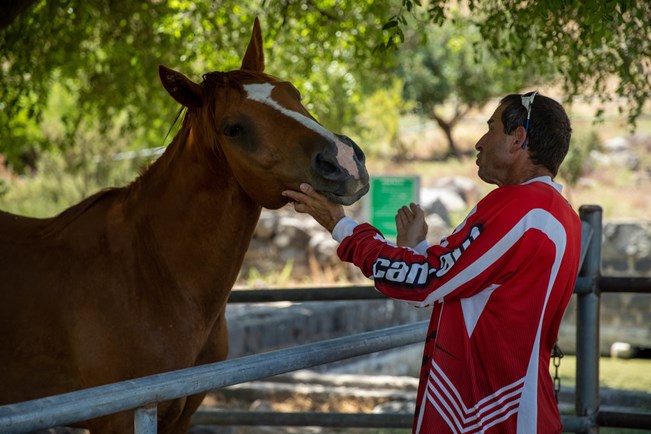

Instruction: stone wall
[602,221,651,276]
[559,220,651,355]
[226,299,430,361]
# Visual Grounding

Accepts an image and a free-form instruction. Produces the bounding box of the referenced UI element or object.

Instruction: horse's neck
[119,135,261,304]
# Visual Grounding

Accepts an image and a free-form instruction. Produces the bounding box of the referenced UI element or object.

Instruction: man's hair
[500,93,572,176]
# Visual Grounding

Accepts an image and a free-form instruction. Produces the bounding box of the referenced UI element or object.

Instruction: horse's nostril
[313,152,341,176]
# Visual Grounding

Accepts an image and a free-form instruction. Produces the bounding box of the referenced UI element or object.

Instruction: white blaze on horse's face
[243,83,361,180]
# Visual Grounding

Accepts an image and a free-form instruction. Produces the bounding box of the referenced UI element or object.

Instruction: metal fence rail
[1,205,651,433]
[0,322,427,434]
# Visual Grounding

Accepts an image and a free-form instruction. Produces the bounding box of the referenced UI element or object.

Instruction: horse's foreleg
[159,393,209,434]
[84,410,134,434]
[159,313,230,433]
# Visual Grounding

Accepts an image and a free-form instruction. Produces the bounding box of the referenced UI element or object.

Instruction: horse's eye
[223,125,242,137]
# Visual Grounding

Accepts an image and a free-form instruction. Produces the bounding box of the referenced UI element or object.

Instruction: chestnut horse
[0,18,369,433]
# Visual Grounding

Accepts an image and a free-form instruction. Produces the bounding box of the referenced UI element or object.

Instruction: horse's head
[158,18,369,209]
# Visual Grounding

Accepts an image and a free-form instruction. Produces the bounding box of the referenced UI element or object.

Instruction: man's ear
[159,65,203,108]
[513,125,528,150]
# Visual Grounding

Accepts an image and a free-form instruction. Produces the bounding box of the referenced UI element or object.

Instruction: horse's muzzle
[312,134,369,205]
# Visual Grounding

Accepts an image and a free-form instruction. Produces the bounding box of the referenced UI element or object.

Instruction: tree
[2,0,649,171]
[387,0,650,126]
[0,1,398,171]
[399,15,544,159]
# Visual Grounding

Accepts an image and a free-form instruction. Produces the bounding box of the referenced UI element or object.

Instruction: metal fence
[1,205,651,433]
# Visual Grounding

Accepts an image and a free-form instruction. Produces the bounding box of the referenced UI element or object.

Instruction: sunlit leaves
[410,0,650,128]
[2,0,648,172]
[398,13,543,157]
[1,1,407,171]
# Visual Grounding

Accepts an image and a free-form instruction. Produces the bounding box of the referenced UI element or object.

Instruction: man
[282,92,581,433]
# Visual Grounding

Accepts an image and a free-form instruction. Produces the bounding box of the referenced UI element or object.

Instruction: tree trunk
[431,105,471,160]
[432,113,461,159]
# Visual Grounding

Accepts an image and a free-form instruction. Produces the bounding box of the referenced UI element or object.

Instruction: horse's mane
[36,188,120,238]
[201,69,278,91]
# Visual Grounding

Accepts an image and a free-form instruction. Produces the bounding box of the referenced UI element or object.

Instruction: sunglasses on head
[520,91,538,149]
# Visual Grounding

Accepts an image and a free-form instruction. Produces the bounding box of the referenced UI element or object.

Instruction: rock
[603,136,631,152]
[610,342,637,359]
[274,217,312,250]
[420,187,465,213]
[425,213,451,246]
[595,136,640,170]
[602,221,651,274]
[308,231,339,265]
[434,176,481,205]
[250,399,273,412]
[254,212,277,240]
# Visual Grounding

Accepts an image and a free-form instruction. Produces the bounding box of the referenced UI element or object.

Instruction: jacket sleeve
[336,190,520,307]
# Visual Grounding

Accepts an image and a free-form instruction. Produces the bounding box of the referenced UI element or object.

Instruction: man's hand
[395,202,428,248]
[282,183,346,233]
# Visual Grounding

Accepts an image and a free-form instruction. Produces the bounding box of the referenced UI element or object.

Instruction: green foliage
[0,155,130,218]
[0,119,144,217]
[397,13,544,158]
[1,0,179,170]
[2,0,648,212]
[398,0,650,128]
[558,129,601,190]
[0,0,400,172]
[401,15,539,111]
[352,79,414,160]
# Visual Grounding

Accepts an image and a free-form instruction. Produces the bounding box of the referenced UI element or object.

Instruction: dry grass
[556,355,651,394]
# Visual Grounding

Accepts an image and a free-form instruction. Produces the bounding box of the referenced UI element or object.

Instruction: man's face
[474,103,517,186]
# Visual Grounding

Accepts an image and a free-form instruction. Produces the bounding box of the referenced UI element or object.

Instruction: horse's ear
[159,65,203,108]
[240,17,265,72]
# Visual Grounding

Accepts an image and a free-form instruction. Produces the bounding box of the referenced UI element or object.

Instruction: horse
[0,18,369,433]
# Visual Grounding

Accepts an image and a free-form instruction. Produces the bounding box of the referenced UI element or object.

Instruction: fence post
[576,205,602,433]
[134,404,157,434]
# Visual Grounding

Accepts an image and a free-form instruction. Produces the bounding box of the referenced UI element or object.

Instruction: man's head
[474,92,572,187]
[499,92,572,177]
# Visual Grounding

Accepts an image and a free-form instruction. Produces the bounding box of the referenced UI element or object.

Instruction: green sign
[367,176,420,240]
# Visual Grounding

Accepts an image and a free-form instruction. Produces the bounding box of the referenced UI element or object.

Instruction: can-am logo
[373,225,481,285]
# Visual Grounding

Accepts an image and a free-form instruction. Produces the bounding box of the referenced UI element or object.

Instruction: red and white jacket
[333,177,581,433]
